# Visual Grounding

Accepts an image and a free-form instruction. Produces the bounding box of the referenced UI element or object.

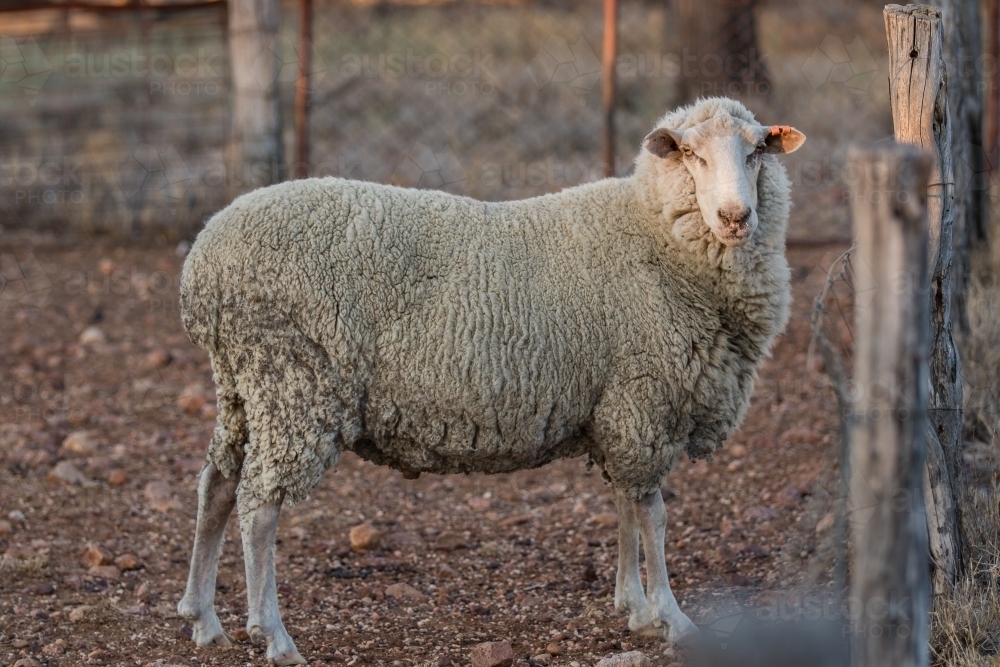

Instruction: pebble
[32,582,55,595]
[590,512,619,529]
[41,640,65,655]
[469,641,513,667]
[384,582,426,602]
[177,384,207,414]
[13,658,41,667]
[595,651,650,667]
[546,643,562,656]
[108,469,130,486]
[773,484,805,508]
[79,326,106,345]
[47,460,87,485]
[89,564,121,580]
[61,430,98,455]
[115,553,141,570]
[12,639,29,648]
[82,544,114,567]
[729,443,748,458]
[743,505,779,521]
[144,480,176,512]
[146,348,173,368]
[9,509,26,522]
[0,520,12,535]
[70,604,94,622]
[383,531,423,550]
[231,628,251,642]
[532,654,552,665]
[433,531,466,551]
[349,522,381,550]
[815,512,836,534]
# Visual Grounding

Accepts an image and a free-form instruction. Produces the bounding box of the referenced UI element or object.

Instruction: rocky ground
[0,232,849,667]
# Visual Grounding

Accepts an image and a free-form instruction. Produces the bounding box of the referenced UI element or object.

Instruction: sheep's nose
[718,206,752,228]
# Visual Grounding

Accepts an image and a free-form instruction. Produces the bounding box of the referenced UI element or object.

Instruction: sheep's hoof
[269,649,307,665]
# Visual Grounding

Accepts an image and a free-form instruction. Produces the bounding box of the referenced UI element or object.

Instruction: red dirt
[0,232,848,667]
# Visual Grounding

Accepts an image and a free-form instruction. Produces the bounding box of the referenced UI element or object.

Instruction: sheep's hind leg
[240,492,306,666]
[613,489,647,619]
[178,462,238,647]
[631,490,700,644]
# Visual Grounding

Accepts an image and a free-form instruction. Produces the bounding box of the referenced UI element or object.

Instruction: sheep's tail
[179,233,247,479]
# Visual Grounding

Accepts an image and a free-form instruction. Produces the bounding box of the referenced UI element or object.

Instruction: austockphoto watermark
[753,590,917,638]
[1,158,85,205]
[340,49,495,92]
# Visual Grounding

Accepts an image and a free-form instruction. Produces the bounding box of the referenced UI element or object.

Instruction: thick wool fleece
[180,97,792,516]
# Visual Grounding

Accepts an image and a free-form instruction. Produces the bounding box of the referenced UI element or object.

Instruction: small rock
[144,480,176,512]
[500,512,533,528]
[729,444,748,458]
[108,469,130,486]
[815,512,836,535]
[79,326,106,346]
[581,563,598,582]
[532,654,551,665]
[590,512,619,529]
[383,531,423,550]
[69,605,94,622]
[98,258,116,275]
[12,639,29,648]
[779,427,822,445]
[61,430,98,455]
[726,459,743,472]
[41,642,64,655]
[774,484,804,508]
[349,523,381,551]
[594,651,650,667]
[13,658,41,667]
[384,582,427,602]
[232,628,251,643]
[47,460,87,485]
[546,643,562,656]
[146,349,173,368]
[434,531,466,551]
[177,384,207,414]
[82,545,114,568]
[88,564,121,580]
[0,520,12,535]
[9,509,26,522]
[467,497,492,511]
[32,582,55,595]
[740,542,769,559]
[115,554,140,571]
[662,645,676,659]
[469,641,514,667]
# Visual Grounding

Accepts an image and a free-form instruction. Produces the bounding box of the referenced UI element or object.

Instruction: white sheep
[176,97,805,665]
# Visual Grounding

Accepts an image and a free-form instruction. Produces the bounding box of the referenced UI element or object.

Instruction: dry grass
[930,485,1000,667]
[932,233,1000,667]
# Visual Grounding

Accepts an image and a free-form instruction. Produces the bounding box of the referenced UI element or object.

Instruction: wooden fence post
[602,0,618,178]
[228,0,283,196]
[295,0,312,179]
[848,144,933,667]
[884,3,963,593]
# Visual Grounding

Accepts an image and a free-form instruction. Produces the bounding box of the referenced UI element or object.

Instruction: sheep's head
[644,116,805,246]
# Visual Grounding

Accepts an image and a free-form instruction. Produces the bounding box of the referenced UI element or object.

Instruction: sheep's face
[645,117,805,246]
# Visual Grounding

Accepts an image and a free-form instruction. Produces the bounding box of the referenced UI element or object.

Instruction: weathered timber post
[848,144,933,667]
[602,0,618,178]
[228,0,283,196]
[884,3,963,593]
[929,0,985,333]
[294,0,312,179]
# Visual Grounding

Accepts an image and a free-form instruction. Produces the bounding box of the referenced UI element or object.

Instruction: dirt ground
[0,232,850,667]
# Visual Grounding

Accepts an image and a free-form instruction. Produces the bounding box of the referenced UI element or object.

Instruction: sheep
[176,96,805,665]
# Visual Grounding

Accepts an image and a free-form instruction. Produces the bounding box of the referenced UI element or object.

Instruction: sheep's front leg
[631,490,700,643]
[240,493,306,666]
[613,489,647,619]
[178,462,238,647]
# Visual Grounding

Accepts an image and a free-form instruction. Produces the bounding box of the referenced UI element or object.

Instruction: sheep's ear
[645,128,685,158]
[762,125,806,154]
